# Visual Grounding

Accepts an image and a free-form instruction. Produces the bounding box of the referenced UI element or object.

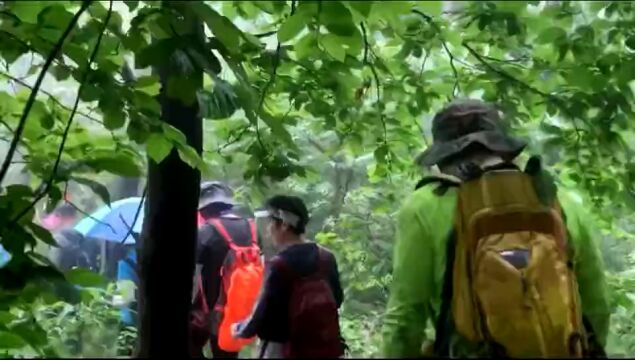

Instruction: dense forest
[1,0,635,358]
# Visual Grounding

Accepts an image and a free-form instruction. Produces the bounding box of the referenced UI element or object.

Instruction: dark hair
[264,195,309,235]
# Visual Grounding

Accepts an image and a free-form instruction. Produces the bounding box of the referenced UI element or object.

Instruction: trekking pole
[258,341,268,359]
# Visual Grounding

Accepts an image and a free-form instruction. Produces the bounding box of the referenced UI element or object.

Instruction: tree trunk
[136,6,203,357]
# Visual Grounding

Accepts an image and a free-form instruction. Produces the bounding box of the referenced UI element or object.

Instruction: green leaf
[624,190,635,211]
[184,46,222,75]
[50,64,71,81]
[163,124,187,145]
[167,75,199,106]
[89,152,142,177]
[0,330,27,349]
[346,1,373,19]
[103,109,127,130]
[39,4,74,30]
[177,145,202,169]
[193,3,243,53]
[65,268,106,288]
[124,1,139,11]
[536,26,567,44]
[294,34,318,59]
[10,1,44,24]
[278,12,307,43]
[414,1,442,17]
[199,79,239,120]
[136,39,177,69]
[72,177,111,205]
[26,222,56,247]
[146,133,173,164]
[322,1,356,37]
[135,75,159,88]
[497,1,527,13]
[321,34,347,62]
[31,100,54,130]
[626,35,635,51]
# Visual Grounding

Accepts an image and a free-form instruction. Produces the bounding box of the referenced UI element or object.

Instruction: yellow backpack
[432,161,587,358]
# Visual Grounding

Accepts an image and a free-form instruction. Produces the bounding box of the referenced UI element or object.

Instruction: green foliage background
[1,0,635,357]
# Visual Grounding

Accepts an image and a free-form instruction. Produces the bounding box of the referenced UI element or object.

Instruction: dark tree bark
[136,5,204,357]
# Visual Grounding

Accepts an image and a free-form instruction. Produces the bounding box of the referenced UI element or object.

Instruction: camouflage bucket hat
[415,99,527,167]
[198,181,235,210]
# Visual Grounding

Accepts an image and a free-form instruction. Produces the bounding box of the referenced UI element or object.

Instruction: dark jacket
[49,228,100,272]
[235,242,344,343]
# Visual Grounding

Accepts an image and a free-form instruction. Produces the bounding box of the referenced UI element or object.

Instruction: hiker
[45,203,100,272]
[190,181,264,358]
[231,195,345,359]
[381,99,610,358]
[115,233,139,328]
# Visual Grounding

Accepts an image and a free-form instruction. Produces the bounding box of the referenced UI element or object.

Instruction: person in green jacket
[382,99,610,357]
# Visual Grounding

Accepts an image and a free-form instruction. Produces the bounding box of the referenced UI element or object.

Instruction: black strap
[259,341,269,359]
[582,316,606,358]
[433,228,457,357]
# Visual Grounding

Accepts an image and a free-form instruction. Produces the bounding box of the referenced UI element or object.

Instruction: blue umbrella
[0,244,11,268]
[74,197,145,244]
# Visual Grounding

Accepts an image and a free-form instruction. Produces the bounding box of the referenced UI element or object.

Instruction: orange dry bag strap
[209,218,234,246]
[248,219,257,247]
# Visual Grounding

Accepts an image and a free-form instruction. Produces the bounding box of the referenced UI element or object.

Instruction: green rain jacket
[381,184,611,358]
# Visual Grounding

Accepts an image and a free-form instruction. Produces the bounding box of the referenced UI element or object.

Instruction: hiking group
[190,185,344,358]
[38,98,610,358]
[188,99,609,359]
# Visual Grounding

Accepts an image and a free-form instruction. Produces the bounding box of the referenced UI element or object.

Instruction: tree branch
[0,0,92,187]
[254,0,297,153]
[462,40,585,169]
[119,185,147,244]
[215,125,250,154]
[462,41,571,112]
[0,29,73,72]
[254,30,277,38]
[0,71,103,124]
[0,119,13,133]
[411,9,461,97]
[360,22,389,150]
[9,0,112,226]
[63,182,117,233]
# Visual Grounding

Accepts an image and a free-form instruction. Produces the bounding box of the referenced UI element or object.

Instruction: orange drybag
[201,218,264,353]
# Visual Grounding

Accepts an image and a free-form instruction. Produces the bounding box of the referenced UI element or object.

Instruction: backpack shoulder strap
[415,175,460,196]
[433,228,457,357]
[247,219,257,247]
[316,246,330,276]
[209,218,236,249]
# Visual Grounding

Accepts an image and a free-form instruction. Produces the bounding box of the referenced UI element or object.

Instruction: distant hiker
[45,203,100,272]
[115,233,139,328]
[190,181,264,358]
[381,99,610,358]
[232,195,345,359]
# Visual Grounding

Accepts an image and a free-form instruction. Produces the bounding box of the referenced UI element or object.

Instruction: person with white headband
[232,195,346,358]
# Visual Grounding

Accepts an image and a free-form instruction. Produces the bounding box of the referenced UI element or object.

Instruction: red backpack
[198,218,264,353]
[274,246,344,358]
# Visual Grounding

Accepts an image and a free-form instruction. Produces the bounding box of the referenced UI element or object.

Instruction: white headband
[254,208,301,228]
